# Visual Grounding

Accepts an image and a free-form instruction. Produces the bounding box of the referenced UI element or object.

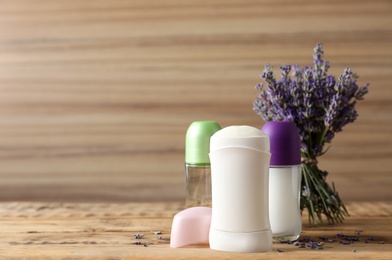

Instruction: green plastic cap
[185,121,222,164]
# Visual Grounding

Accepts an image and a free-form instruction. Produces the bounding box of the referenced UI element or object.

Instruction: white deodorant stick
[209,125,272,252]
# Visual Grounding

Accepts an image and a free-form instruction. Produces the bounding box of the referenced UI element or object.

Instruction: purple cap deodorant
[262,121,302,242]
[262,121,301,166]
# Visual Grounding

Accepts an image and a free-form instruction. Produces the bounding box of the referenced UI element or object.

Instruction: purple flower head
[355,83,369,100]
[253,43,369,158]
[280,65,291,79]
[323,130,335,143]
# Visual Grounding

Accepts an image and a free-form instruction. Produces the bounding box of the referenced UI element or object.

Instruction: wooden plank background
[0,0,391,203]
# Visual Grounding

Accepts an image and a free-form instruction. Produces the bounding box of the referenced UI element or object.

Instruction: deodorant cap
[261,121,301,166]
[185,121,222,164]
[210,125,270,153]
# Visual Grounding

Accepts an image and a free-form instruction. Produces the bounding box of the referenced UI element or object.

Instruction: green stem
[302,164,317,225]
[307,166,329,221]
[317,126,329,147]
[301,159,349,225]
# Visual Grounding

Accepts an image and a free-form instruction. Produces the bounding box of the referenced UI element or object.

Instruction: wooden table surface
[0,201,390,259]
[0,0,391,203]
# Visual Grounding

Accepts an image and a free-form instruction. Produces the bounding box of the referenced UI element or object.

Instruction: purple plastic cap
[261,121,301,166]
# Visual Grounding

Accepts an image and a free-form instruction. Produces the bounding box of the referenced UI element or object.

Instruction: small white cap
[210,125,270,153]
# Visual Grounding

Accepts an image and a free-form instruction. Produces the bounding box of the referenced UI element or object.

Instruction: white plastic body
[209,147,272,252]
[269,165,302,241]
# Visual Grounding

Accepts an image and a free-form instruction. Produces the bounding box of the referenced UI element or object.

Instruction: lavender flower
[253,43,369,225]
[254,43,368,156]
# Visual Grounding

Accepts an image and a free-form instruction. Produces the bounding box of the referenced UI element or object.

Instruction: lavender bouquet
[253,43,369,225]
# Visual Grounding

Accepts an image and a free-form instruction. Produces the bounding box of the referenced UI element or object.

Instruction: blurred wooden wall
[0,0,391,202]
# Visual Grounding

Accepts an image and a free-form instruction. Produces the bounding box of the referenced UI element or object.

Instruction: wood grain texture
[0,0,391,202]
[0,201,391,259]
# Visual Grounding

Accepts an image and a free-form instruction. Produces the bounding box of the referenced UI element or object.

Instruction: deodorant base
[209,227,272,253]
[273,234,300,242]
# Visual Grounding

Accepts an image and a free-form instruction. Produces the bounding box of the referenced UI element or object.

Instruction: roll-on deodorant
[262,121,302,242]
[185,121,221,207]
[209,125,272,252]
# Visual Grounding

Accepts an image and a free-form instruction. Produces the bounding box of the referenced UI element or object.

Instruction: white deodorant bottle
[262,121,302,242]
[209,125,272,252]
